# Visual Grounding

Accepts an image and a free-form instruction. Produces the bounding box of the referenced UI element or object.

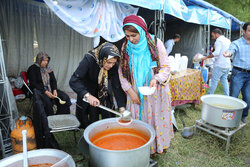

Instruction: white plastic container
[180,56,188,71]
[168,56,175,72]
[174,53,181,72]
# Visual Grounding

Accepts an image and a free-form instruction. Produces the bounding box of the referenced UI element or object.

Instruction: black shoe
[241,117,247,123]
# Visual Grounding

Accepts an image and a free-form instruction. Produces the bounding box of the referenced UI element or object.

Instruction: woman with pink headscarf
[119,15,174,154]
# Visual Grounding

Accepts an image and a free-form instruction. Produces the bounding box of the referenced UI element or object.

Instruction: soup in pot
[91,128,149,150]
[29,163,54,167]
[210,103,234,109]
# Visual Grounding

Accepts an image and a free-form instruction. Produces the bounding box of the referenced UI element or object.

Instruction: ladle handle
[54,96,60,100]
[22,130,28,167]
[82,98,122,117]
[51,155,71,167]
[180,117,186,128]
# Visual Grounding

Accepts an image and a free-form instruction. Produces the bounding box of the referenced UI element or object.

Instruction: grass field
[14,83,250,167]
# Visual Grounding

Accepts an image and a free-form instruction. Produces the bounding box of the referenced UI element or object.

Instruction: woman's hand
[149,79,158,87]
[45,91,54,98]
[119,107,126,114]
[53,90,58,97]
[87,95,100,107]
[127,88,140,105]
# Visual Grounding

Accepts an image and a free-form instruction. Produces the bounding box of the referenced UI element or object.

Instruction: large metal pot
[0,149,75,167]
[201,94,247,127]
[83,118,155,167]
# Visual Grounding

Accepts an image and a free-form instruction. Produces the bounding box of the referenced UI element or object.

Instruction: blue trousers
[230,68,250,119]
[208,66,230,95]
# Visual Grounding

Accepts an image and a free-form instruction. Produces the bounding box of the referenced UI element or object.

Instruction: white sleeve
[212,40,222,57]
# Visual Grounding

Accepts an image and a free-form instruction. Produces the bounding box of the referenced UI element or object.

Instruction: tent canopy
[182,0,243,30]
[112,0,243,31]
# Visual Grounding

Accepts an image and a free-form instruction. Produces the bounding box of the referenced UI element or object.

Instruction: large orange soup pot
[83,118,155,167]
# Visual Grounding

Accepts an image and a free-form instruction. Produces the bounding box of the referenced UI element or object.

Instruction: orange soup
[90,128,149,150]
[118,119,131,124]
[29,163,54,167]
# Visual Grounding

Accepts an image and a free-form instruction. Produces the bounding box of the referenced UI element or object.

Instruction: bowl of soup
[0,149,75,167]
[83,118,155,167]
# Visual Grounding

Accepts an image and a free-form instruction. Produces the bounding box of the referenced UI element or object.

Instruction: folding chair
[17,71,34,115]
[47,114,80,143]
[32,89,80,146]
[21,71,33,97]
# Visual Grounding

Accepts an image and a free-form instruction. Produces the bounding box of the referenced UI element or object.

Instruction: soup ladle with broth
[83,98,132,123]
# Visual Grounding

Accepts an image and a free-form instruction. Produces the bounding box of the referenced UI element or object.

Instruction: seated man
[27,51,71,116]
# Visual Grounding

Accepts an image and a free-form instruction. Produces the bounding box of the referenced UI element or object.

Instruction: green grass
[13,82,250,167]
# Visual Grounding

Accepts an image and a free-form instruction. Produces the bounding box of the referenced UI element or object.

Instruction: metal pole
[160,10,165,41]
[0,36,14,156]
[154,11,157,36]
[207,25,210,56]
[225,136,231,155]
[240,25,243,38]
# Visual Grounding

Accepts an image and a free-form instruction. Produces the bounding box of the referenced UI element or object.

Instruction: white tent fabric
[33,3,93,91]
[0,0,94,91]
[0,0,35,77]
[44,0,138,47]
[113,0,164,10]
[113,0,242,30]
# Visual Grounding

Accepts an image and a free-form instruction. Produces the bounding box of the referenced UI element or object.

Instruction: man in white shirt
[164,34,181,55]
[202,28,231,95]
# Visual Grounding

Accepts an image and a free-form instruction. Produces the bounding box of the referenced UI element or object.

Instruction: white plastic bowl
[138,86,156,95]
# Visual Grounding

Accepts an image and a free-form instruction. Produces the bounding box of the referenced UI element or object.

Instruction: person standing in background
[164,34,181,55]
[202,28,231,95]
[224,22,250,123]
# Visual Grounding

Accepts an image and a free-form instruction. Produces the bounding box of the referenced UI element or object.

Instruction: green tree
[206,0,250,22]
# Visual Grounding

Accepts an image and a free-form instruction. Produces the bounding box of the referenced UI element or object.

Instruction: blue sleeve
[228,42,238,56]
[166,42,173,55]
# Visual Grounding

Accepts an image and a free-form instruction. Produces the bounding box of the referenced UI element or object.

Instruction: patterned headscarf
[34,52,53,92]
[121,15,160,119]
[87,42,120,105]
[121,15,160,83]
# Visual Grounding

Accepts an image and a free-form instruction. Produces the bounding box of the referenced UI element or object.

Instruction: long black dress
[27,64,71,149]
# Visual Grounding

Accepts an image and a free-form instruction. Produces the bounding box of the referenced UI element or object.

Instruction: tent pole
[207,25,210,56]
[240,24,243,38]
[160,10,164,42]
[154,10,157,37]
[203,24,210,56]
[155,10,164,42]
[229,19,232,40]
[0,35,14,157]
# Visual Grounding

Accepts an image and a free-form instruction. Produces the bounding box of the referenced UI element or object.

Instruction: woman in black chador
[28,52,71,116]
[69,42,126,128]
